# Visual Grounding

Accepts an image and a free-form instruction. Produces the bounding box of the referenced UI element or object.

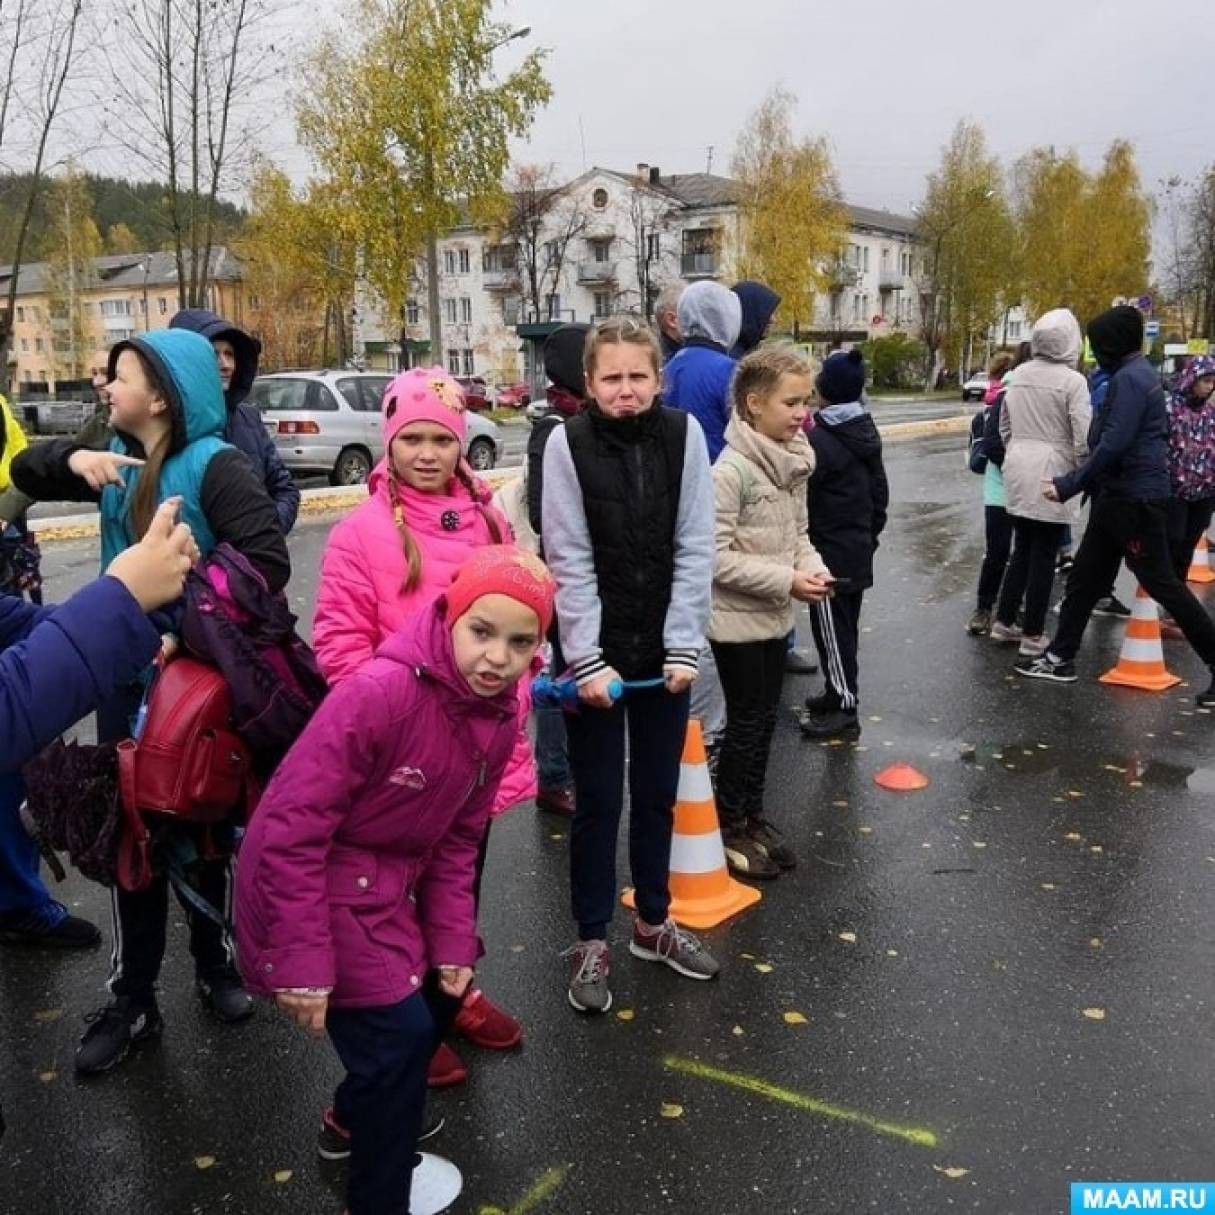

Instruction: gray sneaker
[629,919,720,981]
[565,940,612,1013]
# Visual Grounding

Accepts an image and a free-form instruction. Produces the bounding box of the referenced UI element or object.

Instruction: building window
[457,248,470,274]
[461,348,474,376]
[863,247,870,273]
[443,298,457,324]
[139,298,147,314]
[20,339,28,352]
[646,233,661,261]
[444,250,456,275]
[15,306,24,322]
[460,296,472,323]
[543,240,559,267]
[158,297,167,315]
[1008,320,1022,339]
[483,244,517,272]
[447,348,460,374]
[407,299,420,325]
[35,338,44,353]
[593,290,613,319]
[852,293,862,322]
[503,296,521,326]
[100,299,132,317]
[589,237,612,263]
[592,187,608,209]
[545,293,561,320]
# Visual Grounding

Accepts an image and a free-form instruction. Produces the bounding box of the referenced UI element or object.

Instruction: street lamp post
[425,25,531,368]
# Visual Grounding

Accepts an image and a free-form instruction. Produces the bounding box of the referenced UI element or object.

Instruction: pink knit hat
[381,366,468,448]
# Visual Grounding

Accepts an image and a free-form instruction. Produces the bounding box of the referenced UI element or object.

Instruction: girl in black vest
[540,318,720,1015]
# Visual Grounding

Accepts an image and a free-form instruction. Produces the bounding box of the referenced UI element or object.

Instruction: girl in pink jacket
[312,366,530,1078]
[236,546,555,1215]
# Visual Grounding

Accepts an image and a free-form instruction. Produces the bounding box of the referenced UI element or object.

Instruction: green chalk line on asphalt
[477,1164,569,1215]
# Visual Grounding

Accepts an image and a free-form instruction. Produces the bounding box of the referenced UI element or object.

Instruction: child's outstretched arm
[664,417,715,683]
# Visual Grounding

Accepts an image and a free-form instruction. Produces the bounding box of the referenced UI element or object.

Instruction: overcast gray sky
[249,0,1215,222]
[489,0,1212,215]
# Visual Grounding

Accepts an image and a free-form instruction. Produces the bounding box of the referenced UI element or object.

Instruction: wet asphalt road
[5,430,1215,1215]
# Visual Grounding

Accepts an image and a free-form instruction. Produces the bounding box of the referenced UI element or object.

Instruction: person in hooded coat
[990,309,1091,658]
[730,280,782,359]
[170,308,300,534]
[798,351,889,739]
[1016,306,1215,703]
[1165,354,1215,580]
[662,282,742,462]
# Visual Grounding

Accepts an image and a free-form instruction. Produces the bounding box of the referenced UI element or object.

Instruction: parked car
[495,381,531,409]
[525,396,551,422]
[455,376,492,412]
[961,372,990,402]
[249,370,502,485]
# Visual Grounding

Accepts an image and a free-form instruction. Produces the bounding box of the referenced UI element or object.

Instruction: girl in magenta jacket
[312,366,531,1074]
[236,546,554,1215]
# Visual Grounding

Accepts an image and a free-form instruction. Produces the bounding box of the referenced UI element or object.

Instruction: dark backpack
[180,543,327,775]
[968,408,988,474]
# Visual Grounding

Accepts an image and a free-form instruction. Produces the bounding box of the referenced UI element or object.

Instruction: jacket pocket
[325,849,411,909]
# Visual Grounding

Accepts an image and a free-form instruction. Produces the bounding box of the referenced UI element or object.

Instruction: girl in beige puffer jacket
[708,347,833,880]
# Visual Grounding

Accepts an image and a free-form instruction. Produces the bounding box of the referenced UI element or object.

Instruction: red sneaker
[427,1041,468,1088]
[452,988,523,1050]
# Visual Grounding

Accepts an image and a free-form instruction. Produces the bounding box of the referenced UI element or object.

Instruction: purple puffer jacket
[234,602,516,1009]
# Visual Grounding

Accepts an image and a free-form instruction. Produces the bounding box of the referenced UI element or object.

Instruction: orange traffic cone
[622,718,761,930]
[874,763,929,791]
[1099,585,1182,692]
[1187,535,1215,585]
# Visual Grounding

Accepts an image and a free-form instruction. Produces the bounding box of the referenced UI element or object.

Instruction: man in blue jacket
[1016,306,1215,704]
[170,309,300,533]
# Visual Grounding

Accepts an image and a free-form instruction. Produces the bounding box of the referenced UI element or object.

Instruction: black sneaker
[746,817,796,871]
[798,708,861,739]
[1093,595,1132,618]
[785,648,818,675]
[1013,655,1077,683]
[76,996,162,1075]
[0,906,101,950]
[317,1106,444,1161]
[802,690,839,715]
[721,828,780,880]
[196,966,255,1024]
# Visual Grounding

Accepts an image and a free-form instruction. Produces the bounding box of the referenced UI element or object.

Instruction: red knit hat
[444,546,556,634]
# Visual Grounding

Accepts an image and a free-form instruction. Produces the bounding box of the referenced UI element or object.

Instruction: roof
[0,246,242,298]
[845,204,918,238]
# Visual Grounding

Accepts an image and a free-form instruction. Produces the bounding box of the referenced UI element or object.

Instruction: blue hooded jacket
[170,308,299,533]
[730,281,782,358]
[100,329,232,570]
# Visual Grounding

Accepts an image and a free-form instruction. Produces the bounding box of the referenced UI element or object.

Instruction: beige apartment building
[1,248,246,395]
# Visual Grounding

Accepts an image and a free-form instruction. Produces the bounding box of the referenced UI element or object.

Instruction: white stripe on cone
[1130,594,1159,621]
[669,829,728,875]
[677,763,713,804]
[1119,638,1169,663]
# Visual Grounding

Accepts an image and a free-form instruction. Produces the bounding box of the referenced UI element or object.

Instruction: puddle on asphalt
[959,740,1215,795]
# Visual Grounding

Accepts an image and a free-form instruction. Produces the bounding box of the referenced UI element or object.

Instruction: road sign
[1187,339,1211,356]
[1145,320,1161,339]
[1137,294,1153,313]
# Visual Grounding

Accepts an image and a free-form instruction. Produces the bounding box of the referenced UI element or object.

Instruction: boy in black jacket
[800,350,889,739]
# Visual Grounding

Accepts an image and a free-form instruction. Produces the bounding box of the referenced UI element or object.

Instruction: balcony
[577,261,617,284]
[828,262,861,291]
[482,267,519,291]
[680,252,720,278]
[879,270,906,292]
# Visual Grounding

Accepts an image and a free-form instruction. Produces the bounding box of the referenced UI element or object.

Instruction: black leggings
[997,517,1066,637]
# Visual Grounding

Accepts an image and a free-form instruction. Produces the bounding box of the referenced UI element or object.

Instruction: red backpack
[115,656,257,892]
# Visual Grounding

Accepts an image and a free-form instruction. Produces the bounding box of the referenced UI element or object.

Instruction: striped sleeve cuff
[663,649,700,676]
[571,653,609,686]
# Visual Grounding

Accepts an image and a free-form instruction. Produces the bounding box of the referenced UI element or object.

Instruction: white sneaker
[990,620,1023,643]
[411,1152,463,1215]
[1018,634,1050,657]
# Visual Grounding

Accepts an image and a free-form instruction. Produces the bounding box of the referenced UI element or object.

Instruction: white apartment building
[356,165,927,389]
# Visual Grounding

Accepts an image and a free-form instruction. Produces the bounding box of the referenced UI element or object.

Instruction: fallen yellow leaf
[1090,845,1104,854]
[832,799,849,808]
[659,1102,684,1119]
[731,1025,744,1036]
[273,1170,292,1184]
[933,1165,971,1180]
[858,826,874,835]
[38,1070,56,1083]
[32,1009,63,1023]
[754,962,774,974]
[1067,790,1085,798]
[549,833,565,841]
[886,949,899,957]
[1082,1007,1106,1021]
[1089,938,1103,948]
[1040,883,1057,891]
[972,841,987,849]
[837,931,857,943]
[739,952,756,960]
[1064,832,1083,842]
[783,1011,809,1025]
[194,1156,216,1170]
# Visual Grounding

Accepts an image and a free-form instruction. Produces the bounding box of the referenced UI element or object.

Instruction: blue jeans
[566,685,689,939]
[0,773,62,926]
[534,700,572,790]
